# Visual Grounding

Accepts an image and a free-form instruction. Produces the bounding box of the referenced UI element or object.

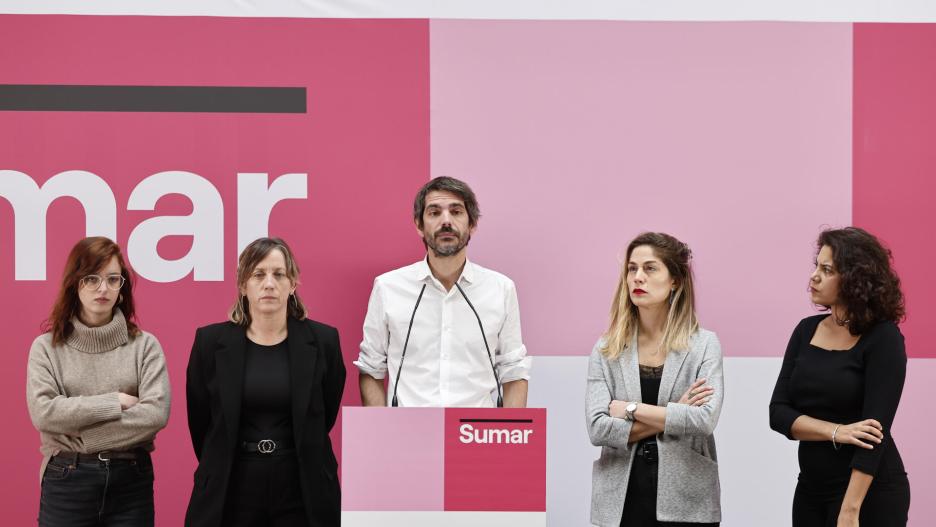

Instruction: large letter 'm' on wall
[0,170,117,280]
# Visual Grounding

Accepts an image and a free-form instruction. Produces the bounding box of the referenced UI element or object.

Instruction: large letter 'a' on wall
[126,170,224,282]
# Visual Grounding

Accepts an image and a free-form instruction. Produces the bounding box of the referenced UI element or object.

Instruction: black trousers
[792,476,910,527]
[222,451,308,527]
[620,442,719,527]
[38,453,154,527]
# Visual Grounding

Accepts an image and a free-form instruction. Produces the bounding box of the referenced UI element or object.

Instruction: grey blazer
[585,329,724,526]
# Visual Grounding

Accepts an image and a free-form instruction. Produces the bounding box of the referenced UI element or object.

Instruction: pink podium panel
[444,408,547,512]
[341,407,445,511]
[342,407,547,526]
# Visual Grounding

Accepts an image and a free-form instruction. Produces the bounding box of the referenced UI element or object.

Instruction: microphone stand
[455,282,504,408]
[390,284,426,407]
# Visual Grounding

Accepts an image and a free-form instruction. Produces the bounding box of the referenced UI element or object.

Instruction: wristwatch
[624,402,638,421]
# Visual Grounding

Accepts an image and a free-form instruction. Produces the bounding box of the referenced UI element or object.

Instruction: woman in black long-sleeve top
[186,237,346,527]
[769,227,910,527]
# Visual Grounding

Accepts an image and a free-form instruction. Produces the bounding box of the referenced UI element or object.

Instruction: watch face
[626,403,638,412]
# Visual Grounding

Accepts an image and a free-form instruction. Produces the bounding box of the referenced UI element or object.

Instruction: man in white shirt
[355,177,531,407]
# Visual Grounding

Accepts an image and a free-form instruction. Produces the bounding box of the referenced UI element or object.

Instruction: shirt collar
[415,255,475,285]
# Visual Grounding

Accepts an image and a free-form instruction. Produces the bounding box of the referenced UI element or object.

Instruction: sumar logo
[459,422,533,444]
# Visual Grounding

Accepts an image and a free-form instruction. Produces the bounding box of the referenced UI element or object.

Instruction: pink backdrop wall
[0,15,429,526]
[2,14,934,526]
[852,24,936,524]
[431,21,853,358]
[853,23,936,359]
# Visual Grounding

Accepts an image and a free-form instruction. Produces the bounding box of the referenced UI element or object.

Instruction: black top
[639,364,664,445]
[186,317,346,527]
[769,315,907,487]
[239,338,294,442]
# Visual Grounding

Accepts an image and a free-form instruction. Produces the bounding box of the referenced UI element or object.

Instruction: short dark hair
[412,177,481,228]
[817,227,905,335]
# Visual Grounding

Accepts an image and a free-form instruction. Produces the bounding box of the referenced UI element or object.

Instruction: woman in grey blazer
[586,232,723,527]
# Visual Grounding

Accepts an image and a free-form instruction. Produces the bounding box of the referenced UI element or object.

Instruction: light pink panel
[430,21,852,357]
[342,408,445,511]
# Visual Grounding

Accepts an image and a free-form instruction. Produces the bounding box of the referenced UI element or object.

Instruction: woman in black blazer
[185,237,346,527]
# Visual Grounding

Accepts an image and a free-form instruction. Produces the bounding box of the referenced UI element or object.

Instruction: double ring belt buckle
[257,439,276,454]
[97,452,111,462]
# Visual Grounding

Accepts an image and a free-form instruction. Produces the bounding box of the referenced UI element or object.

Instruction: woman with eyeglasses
[26,236,170,526]
[185,237,346,527]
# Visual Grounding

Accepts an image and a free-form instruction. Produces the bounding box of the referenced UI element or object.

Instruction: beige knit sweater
[26,309,170,472]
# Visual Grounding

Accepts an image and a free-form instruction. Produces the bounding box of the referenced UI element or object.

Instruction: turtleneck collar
[66,308,130,354]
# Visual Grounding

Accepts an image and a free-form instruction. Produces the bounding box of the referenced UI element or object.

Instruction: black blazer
[184,317,346,527]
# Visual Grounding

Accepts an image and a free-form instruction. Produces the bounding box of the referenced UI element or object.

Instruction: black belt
[53,449,148,464]
[635,441,658,462]
[240,438,295,454]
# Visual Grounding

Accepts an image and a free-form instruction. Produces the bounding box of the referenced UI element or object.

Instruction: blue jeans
[38,454,155,527]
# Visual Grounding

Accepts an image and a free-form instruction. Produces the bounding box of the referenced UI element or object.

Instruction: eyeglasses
[80,274,126,291]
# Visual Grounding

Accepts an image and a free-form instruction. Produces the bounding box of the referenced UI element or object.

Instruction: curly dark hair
[817,227,905,335]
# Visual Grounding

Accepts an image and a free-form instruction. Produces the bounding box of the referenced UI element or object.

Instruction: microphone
[455,282,504,408]
[390,283,426,407]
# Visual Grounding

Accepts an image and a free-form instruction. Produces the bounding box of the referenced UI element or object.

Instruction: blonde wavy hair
[601,232,698,360]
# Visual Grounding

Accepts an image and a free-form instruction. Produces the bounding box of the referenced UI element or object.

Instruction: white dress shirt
[355,258,532,407]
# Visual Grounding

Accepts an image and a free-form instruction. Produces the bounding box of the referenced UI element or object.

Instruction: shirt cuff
[498,355,532,384]
[353,359,387,379]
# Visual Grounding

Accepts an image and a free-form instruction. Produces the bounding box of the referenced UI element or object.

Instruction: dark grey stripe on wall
[0,85,306,113]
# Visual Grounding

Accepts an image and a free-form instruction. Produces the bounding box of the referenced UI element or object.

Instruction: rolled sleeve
[585,341,633,450]
[495,280,531,383]
[354,278,389,379]
[663,332,724,437]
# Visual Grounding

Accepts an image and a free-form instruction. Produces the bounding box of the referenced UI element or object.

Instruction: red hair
[43,237,140,345]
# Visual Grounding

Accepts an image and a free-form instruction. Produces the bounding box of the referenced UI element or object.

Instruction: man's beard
[425,227,470,257]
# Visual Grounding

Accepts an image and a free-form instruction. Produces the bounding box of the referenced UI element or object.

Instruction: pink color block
[430,20,853,357]
[0,15,429,526]
[443,408,546,512]
[853,24,936,360]
[853,24,936,525]
[341,407,445,511]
